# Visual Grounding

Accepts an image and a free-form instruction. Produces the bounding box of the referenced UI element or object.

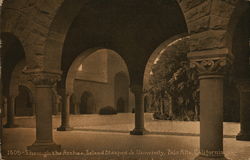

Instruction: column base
[27,141,61,152]
[194,154,229,160]
[236,132,250,141]
[130,128,149,135]
[57,126,73,131]
[3,123,18,128]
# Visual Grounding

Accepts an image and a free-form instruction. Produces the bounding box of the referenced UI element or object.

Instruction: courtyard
[2,113,250,160]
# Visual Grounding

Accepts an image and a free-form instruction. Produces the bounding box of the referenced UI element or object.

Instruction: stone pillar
[236,79,250,141]
[190,57,230,160]
[3,97,7,117]
[70,94,78,114]
[52,101,58,115]
[3,95,18,128]
[26,72,61,152]
[32,102,36,116]
[130,85,147,135]
[74,103,79,114]
[56,95,62,113]
[57,91,73,131]
[52,89,59,115]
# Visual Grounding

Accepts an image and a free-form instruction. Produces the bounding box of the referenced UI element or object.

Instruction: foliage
[148,37,199,121]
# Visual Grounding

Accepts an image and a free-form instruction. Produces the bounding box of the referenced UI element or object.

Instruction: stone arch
[43,0,189,73]
[3,0,242,73]
[225,0,250,79]
[9,59,26,97]
[0,14,29,54]
[143,34,192,121]
[65,48,129,93]
[1,0,64,70]
[179,1,249,58]
[15,85,34,116]
[65,47,101,93]
[226,0,249,56]
[79,91,96,114]
[1,32,26,97]
[223,1,250,124]
[143,33,189,90]
[232,9,250,79]
[8,60,35,98]
[64,48,130,113]
[8,59,36,116]
[114,71,129,113]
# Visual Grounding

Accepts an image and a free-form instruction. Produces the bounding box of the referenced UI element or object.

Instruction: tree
[148,37,199,121]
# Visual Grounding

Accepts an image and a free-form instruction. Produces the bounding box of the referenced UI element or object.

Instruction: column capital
[236,79,250,92]
[64,91,72,98]
[23,69,61,87]
[190,57,232,78]
[60,89,72,98]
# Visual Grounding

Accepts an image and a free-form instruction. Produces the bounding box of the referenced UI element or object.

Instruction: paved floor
[2,113,250,160]
[3,113,240,136]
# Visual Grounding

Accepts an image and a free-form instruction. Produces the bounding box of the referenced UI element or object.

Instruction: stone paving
[2,113,249,160]
[3,113,240,136]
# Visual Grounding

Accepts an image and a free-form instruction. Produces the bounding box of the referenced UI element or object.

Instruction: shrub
[99,106,117,115]
[132,108,135,113]
[153,112,175,120]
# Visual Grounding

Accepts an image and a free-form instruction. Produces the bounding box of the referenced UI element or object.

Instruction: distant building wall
[73,52,133,113]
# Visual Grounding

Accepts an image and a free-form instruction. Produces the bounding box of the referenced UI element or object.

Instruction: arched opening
[79,91,96,114]
[1,33,25,97]
[63,48,131,114]
[116,98,125,113]
[2,0,250,159]
[45,0,188,76]
[143,34,199,121]
[225,7,250,123]
[227,4,250,141]
[48,0,188,138]
[1,33,27,127]
[15,85,33,116]
[114,72,129,113]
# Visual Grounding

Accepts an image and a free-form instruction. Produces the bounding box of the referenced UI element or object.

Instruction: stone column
[130,85,147,135]
[52,89,59,115]
[74,103,77,114]
[57,91,73,131]
[74,103,79,114]
[3,97,7,117]
[3,95,18,128]
[56,95,62,113]
[70,94,78,114]
[236,79,250,141]
[191,57,230,160]
[32,102,36,116]
[26,72,61,152]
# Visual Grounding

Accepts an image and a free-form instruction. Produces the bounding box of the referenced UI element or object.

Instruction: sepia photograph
[0,0,250,159]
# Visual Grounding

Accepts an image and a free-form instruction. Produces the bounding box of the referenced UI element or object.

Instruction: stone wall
[73,52,134,113]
